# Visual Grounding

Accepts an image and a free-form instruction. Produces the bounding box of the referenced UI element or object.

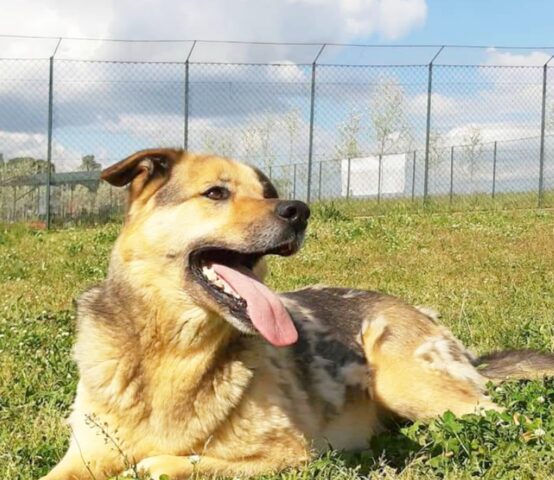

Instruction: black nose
[275,200,310,231]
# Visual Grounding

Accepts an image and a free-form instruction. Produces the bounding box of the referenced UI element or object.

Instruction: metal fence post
[46,38,61,230]
[539,56,553,208]
[411,150,416,201]
[492,141,497,199]
[424,46,444,204]
[449,146,454,205]
[184,61,190,150]
[377,154,383,204]
[184,41,196,151]
[346,157,351,200]
[306,44,326,203]
[46,57,54,229]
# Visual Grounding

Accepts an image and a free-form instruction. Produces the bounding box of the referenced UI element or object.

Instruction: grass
[329,189,554,218]
[1,204,554,479]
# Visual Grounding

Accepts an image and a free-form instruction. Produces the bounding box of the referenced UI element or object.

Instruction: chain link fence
[1,38,554,226]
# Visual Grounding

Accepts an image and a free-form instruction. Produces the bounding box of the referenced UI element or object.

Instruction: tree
[428,130,445,170]
[424,130,447,192]
[7,157,53,173]
[239,118,276,172]
[335,108,363,159]
[370,77,412,156]
[462,126,483,181]
[240,125,259,162]
[257,117,276,172]
[283,108,301,165]
[0,157,53,222]
[547,101,554,132]
[79,155,101,172]
[201,131,235,158]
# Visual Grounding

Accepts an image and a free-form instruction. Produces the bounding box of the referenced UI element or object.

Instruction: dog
[42,148,554,480]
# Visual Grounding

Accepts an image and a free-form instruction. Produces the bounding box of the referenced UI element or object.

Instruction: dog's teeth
[202,266,217,281]
[201,265,241,299]
[222,282,240,298]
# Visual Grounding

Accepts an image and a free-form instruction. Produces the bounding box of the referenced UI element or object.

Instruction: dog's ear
[101,148,181,204]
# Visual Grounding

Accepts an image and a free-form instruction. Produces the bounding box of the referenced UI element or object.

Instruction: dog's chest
[139,351,253,449]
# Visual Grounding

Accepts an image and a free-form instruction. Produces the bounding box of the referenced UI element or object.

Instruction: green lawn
[1,205,554,479]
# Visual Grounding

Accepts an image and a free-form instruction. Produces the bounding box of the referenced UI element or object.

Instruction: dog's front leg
[40,431,125,480]
[126,454,286,480]
[40,449,120,480]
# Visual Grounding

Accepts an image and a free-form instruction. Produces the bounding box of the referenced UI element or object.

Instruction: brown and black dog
[42,148,554,480]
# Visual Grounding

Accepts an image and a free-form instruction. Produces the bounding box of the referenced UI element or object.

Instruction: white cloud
[484,48,552,67]
[0,131,47,159]
[399,49,549,147]
[408,92,460,118]
[0,0,429,165]
[2,2,550,174]
[103,113,185,146]
[0,0,428,60]
[0,0,112,39]
[286,0,427,40]
[434,49,547,142]
[374,0,427,40]
[445,122,540,146]
[96,107,321,171]
[0,130,82,169]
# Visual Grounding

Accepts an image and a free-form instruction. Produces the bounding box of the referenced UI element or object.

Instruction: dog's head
[101,148,309,346]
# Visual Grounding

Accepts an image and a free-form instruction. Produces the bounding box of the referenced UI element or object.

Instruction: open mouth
[189,241,299,347]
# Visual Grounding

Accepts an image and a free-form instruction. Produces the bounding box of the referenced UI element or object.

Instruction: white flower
[534,428,546,437]
[536,396,545,404]
[188,454,201,465]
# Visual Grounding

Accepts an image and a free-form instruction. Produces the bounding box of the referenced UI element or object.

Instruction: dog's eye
[203,186,230,201]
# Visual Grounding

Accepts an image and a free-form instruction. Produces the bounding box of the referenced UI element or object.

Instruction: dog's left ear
[101,148,181,205]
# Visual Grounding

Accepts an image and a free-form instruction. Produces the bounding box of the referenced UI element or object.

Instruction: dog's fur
[42,149,554,480]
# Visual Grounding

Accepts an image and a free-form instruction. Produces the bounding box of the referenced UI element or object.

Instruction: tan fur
[360,302,498,420]
[41,150,552,480]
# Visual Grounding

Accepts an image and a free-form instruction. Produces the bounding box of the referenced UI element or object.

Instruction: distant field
[328,189,554,218]
[1,204,553,479]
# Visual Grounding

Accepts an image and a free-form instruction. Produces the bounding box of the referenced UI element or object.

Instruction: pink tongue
[211,263,298,347]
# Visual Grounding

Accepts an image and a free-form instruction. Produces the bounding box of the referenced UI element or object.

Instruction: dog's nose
[275,200,310,231]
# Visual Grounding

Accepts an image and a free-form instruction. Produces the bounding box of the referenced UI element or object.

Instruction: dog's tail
[475,349,554,382]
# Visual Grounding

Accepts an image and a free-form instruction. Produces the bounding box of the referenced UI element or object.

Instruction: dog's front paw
[122,454,200,480]
[117,461,159,480]
[111,468,148,480]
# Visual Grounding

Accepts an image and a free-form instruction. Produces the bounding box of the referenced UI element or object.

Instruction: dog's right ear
[101,148,181,205]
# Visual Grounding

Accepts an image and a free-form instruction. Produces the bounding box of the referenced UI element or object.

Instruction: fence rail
[1,38,554,226]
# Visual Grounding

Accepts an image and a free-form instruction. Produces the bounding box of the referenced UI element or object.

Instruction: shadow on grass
[333,422,424,475]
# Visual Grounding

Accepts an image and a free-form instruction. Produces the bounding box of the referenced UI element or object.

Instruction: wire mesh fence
[1,37,554,227]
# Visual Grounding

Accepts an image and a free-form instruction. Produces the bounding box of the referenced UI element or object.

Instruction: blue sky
[402,0,554,47]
